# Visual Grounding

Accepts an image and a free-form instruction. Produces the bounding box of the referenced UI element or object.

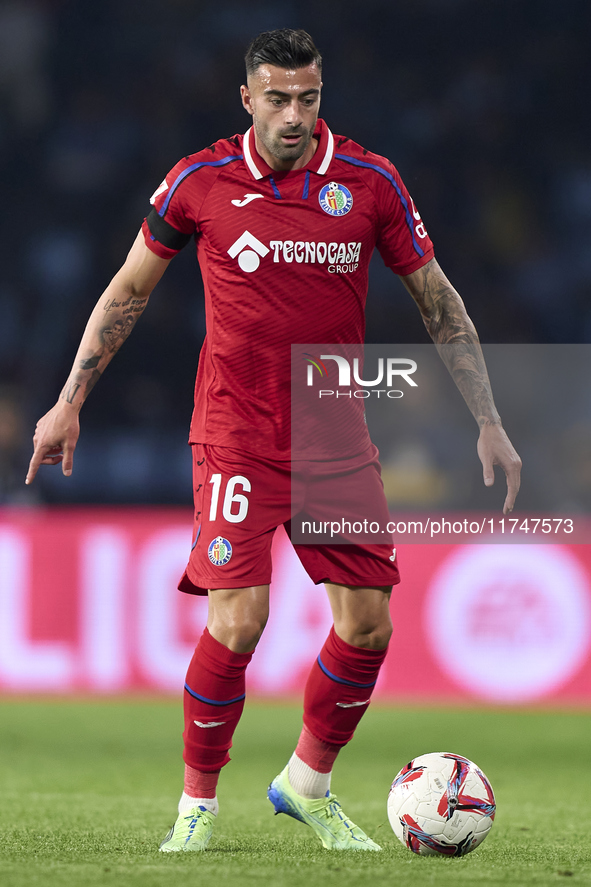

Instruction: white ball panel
[387,752,495,857]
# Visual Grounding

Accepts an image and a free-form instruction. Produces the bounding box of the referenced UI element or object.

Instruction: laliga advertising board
[0,507,590,702]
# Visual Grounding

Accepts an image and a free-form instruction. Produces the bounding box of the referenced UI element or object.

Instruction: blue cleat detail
[159,805,215,852]
[267,765,381,851]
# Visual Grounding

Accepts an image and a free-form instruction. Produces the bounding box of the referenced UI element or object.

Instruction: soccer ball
[387,752,496,857]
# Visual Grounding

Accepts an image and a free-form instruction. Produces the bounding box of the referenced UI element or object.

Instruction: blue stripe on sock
[184,683,246,706]
[316,655,377,688]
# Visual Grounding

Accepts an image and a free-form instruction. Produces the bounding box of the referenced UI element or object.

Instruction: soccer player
[26,29,521,852]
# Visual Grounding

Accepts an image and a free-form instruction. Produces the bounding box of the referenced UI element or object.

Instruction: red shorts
[178,444,400,595]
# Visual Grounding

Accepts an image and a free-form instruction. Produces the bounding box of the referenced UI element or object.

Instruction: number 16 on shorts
[209,473,251,523]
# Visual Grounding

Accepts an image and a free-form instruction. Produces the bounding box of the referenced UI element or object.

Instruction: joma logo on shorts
[227,230,361,274]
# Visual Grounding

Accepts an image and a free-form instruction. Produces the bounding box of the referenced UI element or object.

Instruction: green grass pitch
[0,699,590,886]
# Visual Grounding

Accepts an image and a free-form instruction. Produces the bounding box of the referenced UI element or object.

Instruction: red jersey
[142,119,434,458]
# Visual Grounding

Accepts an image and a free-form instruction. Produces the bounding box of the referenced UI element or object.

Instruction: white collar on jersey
[243,123,334,180]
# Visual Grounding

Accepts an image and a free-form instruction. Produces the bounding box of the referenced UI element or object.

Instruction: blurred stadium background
[0,0,590,705]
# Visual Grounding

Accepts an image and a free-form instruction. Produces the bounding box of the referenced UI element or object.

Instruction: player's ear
[240,84,254,116]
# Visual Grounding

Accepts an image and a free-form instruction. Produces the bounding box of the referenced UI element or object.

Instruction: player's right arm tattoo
[59,295,149,409]
[401,258,500,428]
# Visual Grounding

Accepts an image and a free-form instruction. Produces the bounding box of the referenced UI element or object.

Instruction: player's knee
[335,615,392,650]
[358,620,393,650]
[209,612,268,653]
[235,615,268,650]
[370,620,393,650]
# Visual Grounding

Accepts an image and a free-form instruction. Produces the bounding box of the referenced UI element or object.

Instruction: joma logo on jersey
[228,230,361,274]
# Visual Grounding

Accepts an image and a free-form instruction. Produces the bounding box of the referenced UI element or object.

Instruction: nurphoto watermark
[290,344,591,544]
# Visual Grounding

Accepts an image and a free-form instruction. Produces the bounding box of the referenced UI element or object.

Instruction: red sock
[303,626,388,746]
[184,764,220,799]
[295,724,340,773]
[183,628,252,772]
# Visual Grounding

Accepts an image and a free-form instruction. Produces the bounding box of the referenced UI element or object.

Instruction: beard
[255,119,315,163]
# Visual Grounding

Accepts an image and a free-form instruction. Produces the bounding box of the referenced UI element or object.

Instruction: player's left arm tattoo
[400,258,500,428]
[401,258,522,512]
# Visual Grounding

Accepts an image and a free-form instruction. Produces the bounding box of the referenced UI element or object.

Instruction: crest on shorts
[208,536,232,566]
[319,181,353,216]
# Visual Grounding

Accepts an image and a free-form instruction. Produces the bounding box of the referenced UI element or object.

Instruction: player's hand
[25,401,80,485]
[477,422,522,514]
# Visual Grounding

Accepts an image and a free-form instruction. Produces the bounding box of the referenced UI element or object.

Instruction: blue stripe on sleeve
[334,153,425,257]
[159,155,243,217]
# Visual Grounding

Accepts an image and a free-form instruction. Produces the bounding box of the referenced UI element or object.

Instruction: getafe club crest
[319,181,353,216]
[208,536,233,566]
